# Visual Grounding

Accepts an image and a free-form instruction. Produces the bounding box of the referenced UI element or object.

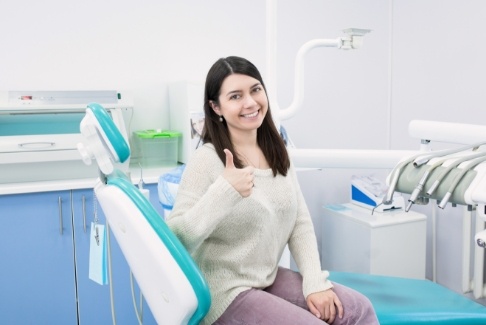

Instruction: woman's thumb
[224,149,235,169]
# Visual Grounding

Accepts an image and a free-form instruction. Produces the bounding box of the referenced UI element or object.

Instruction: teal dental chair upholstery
[329,271,486,325]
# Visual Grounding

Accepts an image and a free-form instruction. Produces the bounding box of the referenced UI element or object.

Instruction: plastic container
[134,130,181,167]
[158,164,185,219]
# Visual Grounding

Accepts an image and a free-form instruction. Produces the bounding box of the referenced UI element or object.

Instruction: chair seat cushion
[328,272,486,325]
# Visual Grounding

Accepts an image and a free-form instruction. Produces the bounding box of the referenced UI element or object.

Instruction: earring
[219,115,223,122]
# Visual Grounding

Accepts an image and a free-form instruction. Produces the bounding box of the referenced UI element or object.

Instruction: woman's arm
[166,145,242,253]
[286,165,333,296]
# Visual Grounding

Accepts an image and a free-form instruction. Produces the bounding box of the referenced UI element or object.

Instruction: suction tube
[438,156,486,209]
[413,141,486,167]
[426,151,486,196]
[383,147,470,205]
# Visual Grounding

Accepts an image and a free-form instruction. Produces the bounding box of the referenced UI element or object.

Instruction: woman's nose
[242,94,257,108]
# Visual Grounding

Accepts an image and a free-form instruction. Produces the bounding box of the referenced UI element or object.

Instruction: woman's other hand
[306,289,344,324]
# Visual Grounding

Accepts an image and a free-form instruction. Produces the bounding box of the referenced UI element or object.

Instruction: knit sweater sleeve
[166,144,242,253]
[287,164,333,298]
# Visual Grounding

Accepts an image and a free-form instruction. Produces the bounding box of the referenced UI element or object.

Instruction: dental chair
[78,103,210,325]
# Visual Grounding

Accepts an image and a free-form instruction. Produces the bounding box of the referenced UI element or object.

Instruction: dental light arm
[278,28,371,121]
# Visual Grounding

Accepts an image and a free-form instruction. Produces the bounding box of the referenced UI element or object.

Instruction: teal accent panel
[107,171,211,325]
[0,113,85,136]
[329,272,486,324]
[87,103,130,163]
[351,185,377,207]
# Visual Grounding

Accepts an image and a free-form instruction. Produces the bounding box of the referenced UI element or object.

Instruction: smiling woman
[166,56,379,325]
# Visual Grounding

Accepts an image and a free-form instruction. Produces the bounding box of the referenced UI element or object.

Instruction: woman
[167,56,378,324]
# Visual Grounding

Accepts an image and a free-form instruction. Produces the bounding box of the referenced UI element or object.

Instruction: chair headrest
[78,102,130,175]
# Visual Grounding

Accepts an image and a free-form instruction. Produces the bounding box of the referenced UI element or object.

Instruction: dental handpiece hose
[438,156,486,209]
[384,146,469,205]
[426,151,486,196]
[413,141,486,167]
[383,151,433,205]
[405,155,451,212]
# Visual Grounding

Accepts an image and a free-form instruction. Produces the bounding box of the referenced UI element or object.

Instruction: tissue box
[134,130,181,167]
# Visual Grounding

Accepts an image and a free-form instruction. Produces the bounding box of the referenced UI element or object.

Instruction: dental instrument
[78,103,210,325]
[383,150,442,206]
[405,156,451,212]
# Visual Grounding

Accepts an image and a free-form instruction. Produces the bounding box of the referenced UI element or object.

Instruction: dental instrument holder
[77,103,210,324]
[394,162,478,208]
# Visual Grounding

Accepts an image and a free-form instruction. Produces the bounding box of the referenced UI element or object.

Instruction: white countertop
[323,202,426,228]
[0,164,178,195]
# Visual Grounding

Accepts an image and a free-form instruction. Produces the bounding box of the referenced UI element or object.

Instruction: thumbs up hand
[223,149,254,198]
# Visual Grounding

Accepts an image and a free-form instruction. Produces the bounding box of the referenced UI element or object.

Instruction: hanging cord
[106,223,117,325]
[93,190,117,325]
[130,271,144,325]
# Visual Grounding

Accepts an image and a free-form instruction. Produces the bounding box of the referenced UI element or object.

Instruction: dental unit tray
[351,175,404,212]
[78,103,210,325]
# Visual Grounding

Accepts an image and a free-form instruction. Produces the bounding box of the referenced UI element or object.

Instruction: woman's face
[211,73,268,135]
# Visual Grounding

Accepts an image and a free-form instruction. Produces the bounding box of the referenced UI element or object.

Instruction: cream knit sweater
[167,144,332,324]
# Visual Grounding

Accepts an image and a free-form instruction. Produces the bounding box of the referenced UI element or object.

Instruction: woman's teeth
[243,111,258,118]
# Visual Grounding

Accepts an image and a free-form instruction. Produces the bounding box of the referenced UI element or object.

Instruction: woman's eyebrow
[225,89,242,97]
[226,83,262,96]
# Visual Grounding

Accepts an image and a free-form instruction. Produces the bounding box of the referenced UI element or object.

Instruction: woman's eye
[230,94,241,100]
[252,87,262,93]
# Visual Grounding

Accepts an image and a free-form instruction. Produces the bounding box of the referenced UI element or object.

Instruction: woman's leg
[214,267,378,325]
[265,267,379,325]
[213,288,326,325]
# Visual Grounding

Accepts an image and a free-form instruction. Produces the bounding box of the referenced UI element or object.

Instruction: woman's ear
[209,100,220,114]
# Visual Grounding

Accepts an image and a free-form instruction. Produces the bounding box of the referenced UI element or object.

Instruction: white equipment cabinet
[321,203,426,279]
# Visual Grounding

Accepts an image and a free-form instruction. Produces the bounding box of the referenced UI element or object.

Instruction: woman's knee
[331,283,379,324]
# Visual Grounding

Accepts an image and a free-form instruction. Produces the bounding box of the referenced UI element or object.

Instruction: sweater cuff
[303,270,334,298]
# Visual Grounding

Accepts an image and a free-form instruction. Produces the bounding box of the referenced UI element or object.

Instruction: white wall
[0,0,266,133]
[2,0,486,304]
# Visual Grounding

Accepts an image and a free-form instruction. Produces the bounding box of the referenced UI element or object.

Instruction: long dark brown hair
[201,56,290,177]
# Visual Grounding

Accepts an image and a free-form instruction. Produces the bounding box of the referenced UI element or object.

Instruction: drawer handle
[18,142,55,149]
[82,195,87,233]
[58,196,63,235]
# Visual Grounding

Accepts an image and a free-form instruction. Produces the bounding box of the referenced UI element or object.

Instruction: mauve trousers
[213,267,379,325]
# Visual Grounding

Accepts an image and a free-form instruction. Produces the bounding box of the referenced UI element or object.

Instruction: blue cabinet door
[0,191,77,324]
[72,188,156,325]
